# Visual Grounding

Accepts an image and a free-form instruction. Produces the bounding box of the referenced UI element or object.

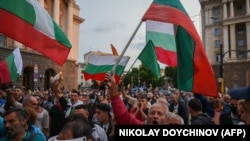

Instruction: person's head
[242,100,250,124]
[137,94,148,108]
[222,94,231,104]
[237,99,246,122]
[188,98,202,116]
[95,103,112,124]
[70,89,80,105]
[228,86,250,124]
[3,108,29,138]
[170,94,178,105]
[167,112,184,125]
[147,102,169,125]
[6,90,16,106]
[22,95,39,110]
[81,93,89,105]
[147,92,153,99]
[59,114,92,140]
[211,97,224,112]
[74,104,89,121]
[13,86,23,101]
[157,97,169,107]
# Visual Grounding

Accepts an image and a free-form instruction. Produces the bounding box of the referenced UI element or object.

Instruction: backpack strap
[28,132,36,141]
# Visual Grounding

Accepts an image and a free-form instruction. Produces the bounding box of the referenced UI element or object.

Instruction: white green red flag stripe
[142,0,218,97]
[0,0,71,66]
[0,48,23,83]
[83,53,130,82]
[146,20,177,67]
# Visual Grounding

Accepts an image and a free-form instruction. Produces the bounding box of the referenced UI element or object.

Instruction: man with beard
[228,86,250,125]
[219,92,241,125]
[0,107,45,141]
[104,73,169,125]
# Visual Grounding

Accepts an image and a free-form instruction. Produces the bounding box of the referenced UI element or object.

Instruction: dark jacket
[191,113,215,125]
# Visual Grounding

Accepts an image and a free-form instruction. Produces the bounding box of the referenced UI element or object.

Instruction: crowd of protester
[0,72,250,140]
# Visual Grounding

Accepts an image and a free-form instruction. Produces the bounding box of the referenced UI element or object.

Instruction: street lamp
[219,44,250,93]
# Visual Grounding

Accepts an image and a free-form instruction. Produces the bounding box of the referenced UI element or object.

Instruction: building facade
[0,0,84,91]
[200,0,250,92]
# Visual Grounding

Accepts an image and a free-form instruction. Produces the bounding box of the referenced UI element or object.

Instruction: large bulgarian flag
[142,0,218,97]
[0,48,23,83]
[146,20,177,67]
[83,53,130,82]
[0,0,71,66]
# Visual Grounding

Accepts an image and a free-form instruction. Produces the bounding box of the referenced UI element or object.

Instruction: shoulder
[93,124,106,133]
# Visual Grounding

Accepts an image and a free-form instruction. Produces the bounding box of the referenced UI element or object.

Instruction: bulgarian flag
[0,0,71,66]
[138,40,160,79]
[82,53,130,82]
[146,20,177,67]
[142,0,218,97]
[0,48,23,83]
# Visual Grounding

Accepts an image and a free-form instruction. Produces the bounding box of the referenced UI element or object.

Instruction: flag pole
[122,58,139,80]
[111,20,143,73]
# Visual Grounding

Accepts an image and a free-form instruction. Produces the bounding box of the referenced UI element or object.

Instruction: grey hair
[167,112,184,125]
[22,95,32,105]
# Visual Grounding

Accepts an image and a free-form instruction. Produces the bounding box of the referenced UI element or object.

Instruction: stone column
[230,24,236,59]
[246,22,250,59]
[53,0,60,24]
[230,0,234,18]
[246,0,250,15]
[66,1,73,40]
[223,25,229,60]
[38,0,44,7]
[223,0,228,19]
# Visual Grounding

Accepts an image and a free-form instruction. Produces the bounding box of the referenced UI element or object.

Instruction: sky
[75,0,201,71]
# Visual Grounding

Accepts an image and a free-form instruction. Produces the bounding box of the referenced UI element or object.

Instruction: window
[237,27,244,34]
[237,39,245,47]
[237,5,243,11]
[212,6,220,15]
[216,54,221,62]
[213,18,221,24]
[0,35,5,47]
[214,28,222,36]
[81,76,83,79]
[215,40,221,48]
[238,52,246,59]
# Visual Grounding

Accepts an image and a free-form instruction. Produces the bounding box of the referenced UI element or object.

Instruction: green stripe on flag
[0,0,36,25]
[53,21,71,48]
[84,64,126,75]
[154,0,188,14]
[5,53,19,82]
[146,31,176,51]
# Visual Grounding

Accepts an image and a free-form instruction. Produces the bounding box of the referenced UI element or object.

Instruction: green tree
[164,67,177,88]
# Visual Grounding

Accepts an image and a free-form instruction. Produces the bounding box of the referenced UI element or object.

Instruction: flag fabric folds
[0,0,71,66]
[138,40,160,79]
[146,20,177,67]
[82,53,130,82]
[111,44,119,56]
[0,48,23,83]
[142,0,218,97]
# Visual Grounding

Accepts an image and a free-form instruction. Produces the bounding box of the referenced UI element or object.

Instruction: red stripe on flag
[155,46,177,67]
[83,72,121,84]
[0,61,11,83]
[0,10,70,66]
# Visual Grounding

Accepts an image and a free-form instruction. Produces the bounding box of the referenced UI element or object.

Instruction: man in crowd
[104,72,170,125]
[229,86,250,124]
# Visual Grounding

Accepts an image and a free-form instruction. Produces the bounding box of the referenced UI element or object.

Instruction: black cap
[228,86,250,100]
